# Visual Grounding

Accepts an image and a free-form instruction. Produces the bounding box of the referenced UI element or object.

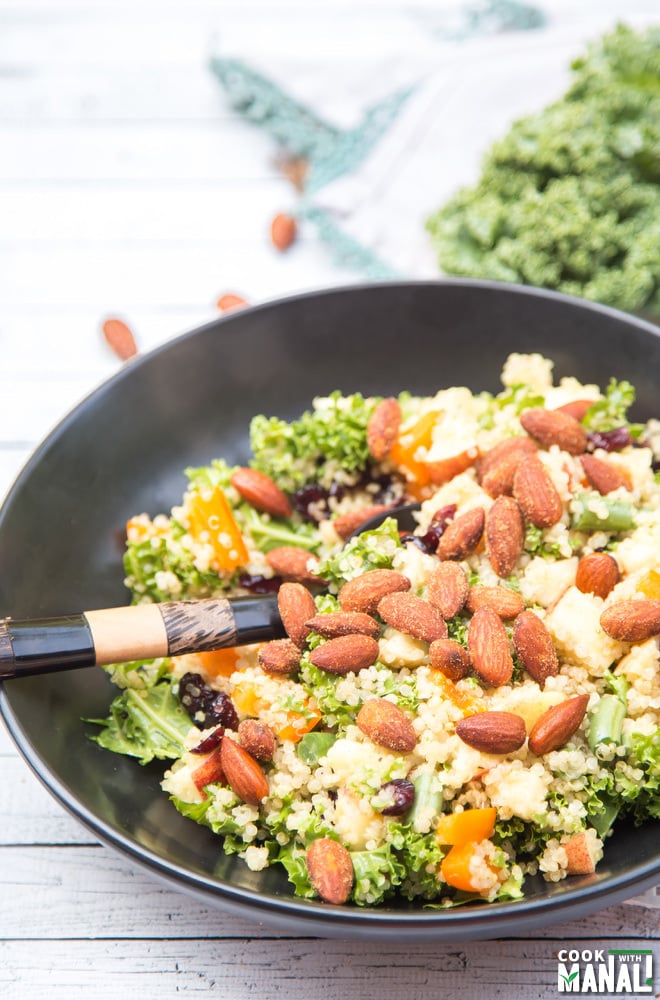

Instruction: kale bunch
[426,25,660,316]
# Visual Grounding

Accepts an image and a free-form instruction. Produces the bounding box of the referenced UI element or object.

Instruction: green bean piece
[408,772,443,829]
[588,694,626,749]
[570,492,635,533]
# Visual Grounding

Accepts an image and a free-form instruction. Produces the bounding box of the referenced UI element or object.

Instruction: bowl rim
[1,278,659,937]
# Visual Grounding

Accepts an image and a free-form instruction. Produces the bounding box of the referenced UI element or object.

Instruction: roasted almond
[258,638,301,674]
[513,455,563,528]
[485,495,525,577]
[512,610,558,687]
[425,561,469,619]
[356,697,416,752]
[466,585,524,619]
[270,212,297,251]
[333,504,392,540]
[367,397,401,460]
[306,837,354,904]
[528,694,589,755]
[238,719,276,762]
[576,552,620,600]
[520,407,587,455]
[277,582,317,648]
[306,611,381,639]
[429,638,471,681]
[554,399,594,422]
[338,569,411,614]
[265,546,323,584]
[478,437,538,498]
[377,592,448,642]
[309,634,380,675]
[580,454,626,495]
[600,599,660,642]
[102,316,139,361]
[230,467,292,519]
[220,735,269,805]
[436,507,485,560]
[456,711,527,754]
[467,605,513,687]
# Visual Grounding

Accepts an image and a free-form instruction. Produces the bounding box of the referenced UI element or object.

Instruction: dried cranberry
[190,728,224,754]
[400,533,432,554]
[291,483,330,523]
[238,573,283,594]
[418,503,457,552]
[178,672,239,730]
[587,427,633,452]
[207,691,239,730]
[380,778,415,816]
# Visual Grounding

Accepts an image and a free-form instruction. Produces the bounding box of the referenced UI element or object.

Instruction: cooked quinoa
[92,354,660,907]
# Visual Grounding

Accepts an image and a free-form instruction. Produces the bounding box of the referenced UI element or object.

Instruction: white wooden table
[0,3,657,996]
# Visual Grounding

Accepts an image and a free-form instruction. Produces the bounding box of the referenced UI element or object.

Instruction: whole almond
[554,399,593,422]
[600,599,660,642]
[309,634,379,675]
[367,397,401,460]
[356,697,416,752]
[220,736,269,805]
[467,605,513,687]
[520,408,587,455]
[429,638,471,681]
[266,546,323,584]
[580,454,626,495]
[425,561,469,619]
[333,504,392,540]
[270,212,297,251]
[102,317,138,361]
[305,611,381,639]
[479,437,538,498]
[436,507,485,560]
[466,585,524,619]
[306,838,354,905]
[528,694,589,755]
[485,495,524,577]
[258,638,301,674]
[512,610,558,687]
[456,711,527,754]
[338,569,411,614]
[238,719,276,762]
[513,455,563,528]
[576,552,620,600]
[277,582,317,648]
[231,467,292,519]
[377,592,447,642]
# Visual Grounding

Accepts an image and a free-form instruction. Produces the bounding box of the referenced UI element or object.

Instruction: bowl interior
[1,281,659,938]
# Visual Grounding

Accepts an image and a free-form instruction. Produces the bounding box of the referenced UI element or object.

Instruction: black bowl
[1,280,658,940]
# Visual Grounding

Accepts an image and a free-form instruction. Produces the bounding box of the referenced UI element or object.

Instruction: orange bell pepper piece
[187,486,248,572]
[440,842,492,893]
[389,410,441,488]
[195,647,241,678]
[638,569,660,600]
[276,706,323,743]
[436,807,497,846]
[232,682,268,717]
[429,671,484,716]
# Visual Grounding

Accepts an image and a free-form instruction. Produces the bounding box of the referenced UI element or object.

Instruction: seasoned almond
[338,569,411,614]
[425,561,469,619]
[429,638,471,681]
[333,504,392,540]
[270,212,297,251]
[230,467,292,519]
[576,553,620,600]
[309,634,380,675]
[238,719,276,762]
[356,697,416,752]
[467,605,513,687]
[456,711,527,754]
[563,831,597,875]
[306,838,354,904]
[554,399,593,422]
[512,611,558,687]
[306,611,380,639]
[466,585,524,619]
[277,582,317,648]
[520,407,587,455]
[478,437,537,498]
[528,694,589,755]
[485,495,524,577]
[258,638,301,674]
[377,592,447,642]
[220,736,269,805]
[513,455,563,528]
[580,454,626,495]
[600,599,660,642]
[436,507,485,560]
[265,546,323,584]
[367,397,401,460]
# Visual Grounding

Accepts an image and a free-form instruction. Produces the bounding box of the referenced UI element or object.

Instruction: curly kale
[426,25,660,316]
